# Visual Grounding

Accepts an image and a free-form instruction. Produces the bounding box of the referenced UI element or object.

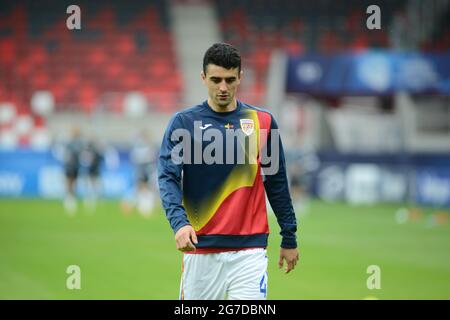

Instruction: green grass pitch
[0,199,449,299]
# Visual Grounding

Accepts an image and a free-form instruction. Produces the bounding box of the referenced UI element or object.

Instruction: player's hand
[278,248,299,274]
[175,225,198,252]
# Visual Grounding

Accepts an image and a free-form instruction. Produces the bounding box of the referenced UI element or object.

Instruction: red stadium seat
[0,38,15,65]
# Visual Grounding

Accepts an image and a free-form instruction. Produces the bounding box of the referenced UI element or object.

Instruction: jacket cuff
[281,237,297,249]
[172,219,191,234]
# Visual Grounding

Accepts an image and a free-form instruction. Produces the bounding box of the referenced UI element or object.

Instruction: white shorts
[180,248,268,300]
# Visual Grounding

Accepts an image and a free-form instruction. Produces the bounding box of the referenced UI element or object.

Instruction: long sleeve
[157,113,191,234]
[262,115,298,249]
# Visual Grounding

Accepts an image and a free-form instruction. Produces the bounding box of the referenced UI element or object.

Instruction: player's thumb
[190,229,198,244]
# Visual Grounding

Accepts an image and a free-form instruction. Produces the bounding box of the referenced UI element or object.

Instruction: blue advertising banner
[286,50,450,95]
[306,152,450,207]
[0,149,135,198]
[415,168,450,207]
[1,149,449,207]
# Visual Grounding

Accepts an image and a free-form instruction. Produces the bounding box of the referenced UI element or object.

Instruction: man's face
[201,64,242,109]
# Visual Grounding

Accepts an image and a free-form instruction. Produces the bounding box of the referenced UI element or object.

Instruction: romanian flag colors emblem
[240,118,254,136]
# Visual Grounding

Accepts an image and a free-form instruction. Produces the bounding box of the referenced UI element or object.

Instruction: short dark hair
[203,43,241,75]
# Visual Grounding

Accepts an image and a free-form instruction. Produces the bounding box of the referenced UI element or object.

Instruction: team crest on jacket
[240,119,254,135]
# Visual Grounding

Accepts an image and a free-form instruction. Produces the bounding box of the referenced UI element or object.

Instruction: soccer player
[130,130,157,216]
[158,43,299,300]
[80,138,103,212]
[62,126,84,214]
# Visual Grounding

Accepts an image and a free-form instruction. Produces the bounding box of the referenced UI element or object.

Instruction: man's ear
[238,70,243,82]
[237,70,243,84]
[201,71,206,83]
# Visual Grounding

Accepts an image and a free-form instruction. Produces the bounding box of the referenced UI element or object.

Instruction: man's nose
[219,81,228,92]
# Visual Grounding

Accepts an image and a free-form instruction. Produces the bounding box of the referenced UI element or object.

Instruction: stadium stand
[214,0,408,106]
[0,0,182,117]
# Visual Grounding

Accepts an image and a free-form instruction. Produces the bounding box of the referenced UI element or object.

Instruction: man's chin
[216,100,232,108]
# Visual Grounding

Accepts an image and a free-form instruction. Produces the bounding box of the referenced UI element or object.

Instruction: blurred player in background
[288,162,304,211]
[80,137,103,212]
[158,43,299,300]
[62,126,84,214]
[287,150,320,216]
[129,130,157,217]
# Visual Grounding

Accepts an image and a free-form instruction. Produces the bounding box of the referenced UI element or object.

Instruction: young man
[158,43,299,300]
